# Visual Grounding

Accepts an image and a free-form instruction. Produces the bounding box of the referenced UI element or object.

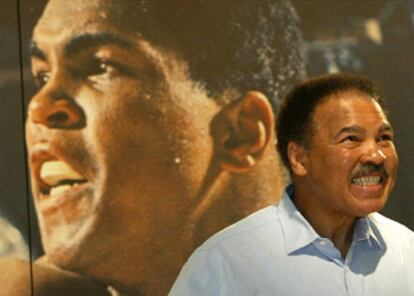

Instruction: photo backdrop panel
[0,1,413,294]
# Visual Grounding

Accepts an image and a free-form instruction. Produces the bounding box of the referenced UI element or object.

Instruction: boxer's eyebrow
[29,41,46,60]
[64,32,135,57]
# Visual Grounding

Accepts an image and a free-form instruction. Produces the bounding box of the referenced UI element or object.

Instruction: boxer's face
[27,0,221,270]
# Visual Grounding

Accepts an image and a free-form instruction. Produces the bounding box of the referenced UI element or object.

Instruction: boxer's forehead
[35,0,142,37]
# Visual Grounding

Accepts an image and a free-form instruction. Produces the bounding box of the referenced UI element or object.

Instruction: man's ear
[287,141,308,177]
[214,91,274,173]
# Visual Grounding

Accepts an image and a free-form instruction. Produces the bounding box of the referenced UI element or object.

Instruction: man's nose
[360,142,387,165]
[28,81,84,129]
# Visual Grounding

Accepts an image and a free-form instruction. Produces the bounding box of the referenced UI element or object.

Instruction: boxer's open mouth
[35,159,94,216]
[39,160,88,196]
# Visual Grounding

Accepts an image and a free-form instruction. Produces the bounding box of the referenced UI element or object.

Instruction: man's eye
[342,135,359,142]
[83,58,132,85]
[378,134,393,142]
[86,58,135,80]
[89,59,116,77]
[34,71,51,88]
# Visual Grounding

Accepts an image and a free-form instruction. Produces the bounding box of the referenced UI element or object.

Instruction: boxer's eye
[34,71,51,89]
[93,59,116,75]
[85,57,134,83]
[87,58,118,77]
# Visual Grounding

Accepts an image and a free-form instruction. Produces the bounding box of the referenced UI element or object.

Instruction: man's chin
[41,219,103,271]
[352,198,387,218]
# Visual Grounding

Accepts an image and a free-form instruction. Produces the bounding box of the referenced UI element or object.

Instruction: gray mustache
[351,163,389,179]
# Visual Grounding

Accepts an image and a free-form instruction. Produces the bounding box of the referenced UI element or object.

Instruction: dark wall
[0,0,45,258]
[0,0,30,250]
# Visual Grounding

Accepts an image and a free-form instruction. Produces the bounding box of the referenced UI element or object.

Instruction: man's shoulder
[170,204,285,295]
[199,204,281,252]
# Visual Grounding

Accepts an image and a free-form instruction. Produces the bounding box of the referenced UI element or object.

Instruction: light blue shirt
[170,185,414,296]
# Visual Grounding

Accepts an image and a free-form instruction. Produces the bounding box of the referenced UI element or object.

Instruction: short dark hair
[105,0,304,110]
[276,73,387,173]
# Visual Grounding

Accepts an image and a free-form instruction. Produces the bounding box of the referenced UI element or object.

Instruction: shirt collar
[278,184,320,254]
[354,214,384,249]
[278,184,384,255]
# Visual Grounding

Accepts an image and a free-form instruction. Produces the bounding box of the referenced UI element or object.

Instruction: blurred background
[1,0,413,262]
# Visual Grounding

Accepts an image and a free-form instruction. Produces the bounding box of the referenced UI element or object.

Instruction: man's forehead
[42,0,134,15]
[36,0,142,35]
[315,92,391,132]
[320,89,384,115]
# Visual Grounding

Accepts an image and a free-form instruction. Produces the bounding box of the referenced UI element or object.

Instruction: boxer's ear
[287,141,308,176]
[214,91,274,173]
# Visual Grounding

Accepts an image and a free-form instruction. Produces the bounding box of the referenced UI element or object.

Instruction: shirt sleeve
[169,246,237,296]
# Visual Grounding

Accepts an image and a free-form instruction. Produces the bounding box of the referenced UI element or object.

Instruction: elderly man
[0,0,303,295]
[171,73,414,295]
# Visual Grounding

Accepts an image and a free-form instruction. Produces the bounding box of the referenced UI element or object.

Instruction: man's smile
[349,163,390,197]
[350,173,387,198]
[351,175,382,186]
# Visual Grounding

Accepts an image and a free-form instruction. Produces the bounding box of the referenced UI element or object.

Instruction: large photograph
[1,0,413,295]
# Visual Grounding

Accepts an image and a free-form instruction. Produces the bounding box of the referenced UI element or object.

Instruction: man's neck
[309,213,355,258]
[293,186,356,259]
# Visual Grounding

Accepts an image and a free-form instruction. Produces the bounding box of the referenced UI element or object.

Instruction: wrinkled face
[27,0,220,270]
[302,89,398,218]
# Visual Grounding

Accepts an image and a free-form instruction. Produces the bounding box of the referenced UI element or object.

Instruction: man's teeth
[352,176,381,185]
[40,160,84,187]
[49,183,86,196]
[50,184,72,197]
